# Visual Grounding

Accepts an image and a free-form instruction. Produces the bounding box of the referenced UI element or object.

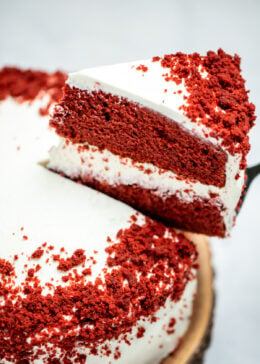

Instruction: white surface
[0,98,197,363]
[0,0,260,363]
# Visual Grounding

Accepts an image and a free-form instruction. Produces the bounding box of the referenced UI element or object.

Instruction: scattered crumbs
[130,214,137,222]
[167,318,176,335]
[136,326,145,338]
[0,216,198,362]
[31,248,44,259]
[114,347,121,360]
[82,268,92,276]
[53,249,86,272]
[136,64,148,72]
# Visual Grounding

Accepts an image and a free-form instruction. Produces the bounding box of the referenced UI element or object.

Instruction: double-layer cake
[0,46,255,363]
[0,68,198,363]
[49,49,256,236]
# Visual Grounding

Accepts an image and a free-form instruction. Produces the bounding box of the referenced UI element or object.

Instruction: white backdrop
[1,1,260,363]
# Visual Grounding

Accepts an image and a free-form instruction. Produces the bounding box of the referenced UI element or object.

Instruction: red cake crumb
[136,64,148,72]
[136,326,146,338]
[52,249,86,271]
[0,259,14,276]
[82,267,92,276]
[167,318,176,334]
[31,248,44,259]
[0,219,197,362]
[114,347,121,360]
[0,67,67,115]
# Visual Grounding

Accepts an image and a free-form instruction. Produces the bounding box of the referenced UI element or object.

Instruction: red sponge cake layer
[51,86,227,187]
[77,174,226,236]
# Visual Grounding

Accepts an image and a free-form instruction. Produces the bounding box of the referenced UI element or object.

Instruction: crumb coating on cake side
[0,216,198,363]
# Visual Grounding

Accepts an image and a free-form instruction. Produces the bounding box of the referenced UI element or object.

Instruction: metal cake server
[238,163,260,212]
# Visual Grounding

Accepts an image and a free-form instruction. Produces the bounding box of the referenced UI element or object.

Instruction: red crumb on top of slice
[155,49,256,168]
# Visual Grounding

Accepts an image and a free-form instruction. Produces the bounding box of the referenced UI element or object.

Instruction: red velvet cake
[48,49,256,237]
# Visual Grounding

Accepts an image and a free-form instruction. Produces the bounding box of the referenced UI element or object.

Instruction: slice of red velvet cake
[49,49,256,237]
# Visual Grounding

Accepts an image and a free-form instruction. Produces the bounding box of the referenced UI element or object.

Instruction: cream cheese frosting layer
[48,138,244,234]
[0,98,197,364]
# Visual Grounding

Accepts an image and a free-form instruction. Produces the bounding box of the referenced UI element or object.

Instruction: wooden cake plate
[164,233,214,364]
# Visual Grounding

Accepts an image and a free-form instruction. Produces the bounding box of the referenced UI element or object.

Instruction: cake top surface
[0,66,67,115]
[68,49,256,167]
[0,68,198,363]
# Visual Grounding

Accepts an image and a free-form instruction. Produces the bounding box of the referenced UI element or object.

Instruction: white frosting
[0,98,197,363]
[48,139,244,234]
